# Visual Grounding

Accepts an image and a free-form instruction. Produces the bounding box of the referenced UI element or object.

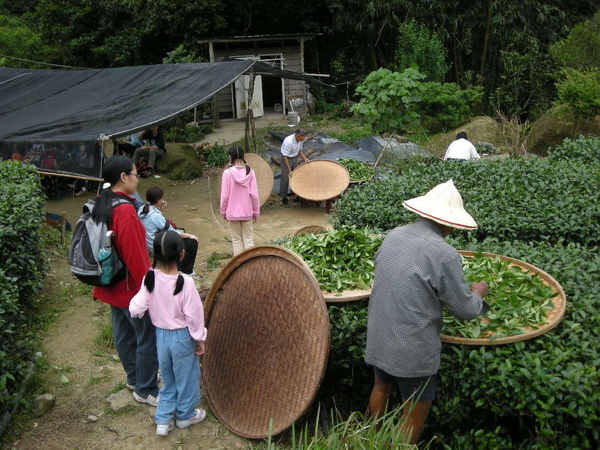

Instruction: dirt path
[15,128,332,448]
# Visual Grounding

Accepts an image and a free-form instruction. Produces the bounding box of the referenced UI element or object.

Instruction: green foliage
[333,149,599,246]
[0,161,46,417]
[549,12,600,71]
[0,14,54,68]
[547,135,600,165]
[443,253,556,340]
[289,405,424,449]
[164,123,210,143]
[491,50,557,120]
[338,158,374,182]
[162,44,206,64]
[417,82,483,133]
[280,227,383,292]
[195,142,228,168]
[350,67,426,134]
[555,68,600,120]
[322,240,600,448]
[393,19,449,82]
[432,239,600,449]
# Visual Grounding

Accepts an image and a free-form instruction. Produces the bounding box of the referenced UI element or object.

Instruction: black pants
[180,238,198,274]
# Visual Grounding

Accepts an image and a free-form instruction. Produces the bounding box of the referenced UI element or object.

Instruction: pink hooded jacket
[220,165,260,221]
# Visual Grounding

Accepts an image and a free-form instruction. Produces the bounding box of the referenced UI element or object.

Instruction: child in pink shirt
[220,145,260,255]
[130,230,207,436]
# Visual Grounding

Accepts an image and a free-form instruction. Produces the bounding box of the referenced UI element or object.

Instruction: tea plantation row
[0,162,46,421]
[323,136,600,448]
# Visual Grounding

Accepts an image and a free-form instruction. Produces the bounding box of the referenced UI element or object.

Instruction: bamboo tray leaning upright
[202,246,330,439]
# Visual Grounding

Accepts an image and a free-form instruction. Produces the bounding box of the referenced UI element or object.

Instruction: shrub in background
[555,68,600,120]
[393,19,450,83]
[417,82,483,133]
[350,67,426,134]
[0,161,46,418]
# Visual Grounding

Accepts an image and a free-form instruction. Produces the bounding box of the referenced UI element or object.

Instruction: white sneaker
[132,391,159,407]
[176,408,206,428]
[125,383,135,391]
[156,422,174,436]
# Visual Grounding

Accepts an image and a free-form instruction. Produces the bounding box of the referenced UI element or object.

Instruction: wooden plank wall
[213,43,306,119]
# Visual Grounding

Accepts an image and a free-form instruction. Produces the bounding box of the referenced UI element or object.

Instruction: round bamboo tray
[289,160,350,202]
[293,224,328,237]
[202,245,330,439]
[218,153,273,207]
[440,251,566,345]
[323,289,371,302]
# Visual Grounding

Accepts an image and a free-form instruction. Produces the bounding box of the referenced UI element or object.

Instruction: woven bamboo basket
[440,251,566,345]
[202,245,330,439]
[218,153,274,207]
[293,224,328,237]
[289,160,350,202]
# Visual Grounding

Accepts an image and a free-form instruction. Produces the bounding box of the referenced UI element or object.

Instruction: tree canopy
[0,0,598,118]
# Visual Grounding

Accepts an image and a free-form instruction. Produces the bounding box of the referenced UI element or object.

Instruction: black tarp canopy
[0,60,266,178]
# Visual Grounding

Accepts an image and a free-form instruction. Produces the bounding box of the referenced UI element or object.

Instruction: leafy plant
[442,253,557,340]
[195,142,228,168]
[547,135,600,165]
[0,161,48,419]
[280,227,383,292]
[338,158,374,182]
[555,68,600,120]
[475,141,498,155]
[417,82,483,133]
[350,67,426,134]
[393,19,450,82]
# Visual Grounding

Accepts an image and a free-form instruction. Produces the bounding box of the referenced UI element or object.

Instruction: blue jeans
[155,328,201,425]
[110,306,159,398]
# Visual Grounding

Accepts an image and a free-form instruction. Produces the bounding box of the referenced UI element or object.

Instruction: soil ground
[9,117,331,449]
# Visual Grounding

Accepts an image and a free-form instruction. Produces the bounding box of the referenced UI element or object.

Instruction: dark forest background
[1,0,598,121]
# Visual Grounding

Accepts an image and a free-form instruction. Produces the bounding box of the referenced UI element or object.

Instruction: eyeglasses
[127,172,140,179]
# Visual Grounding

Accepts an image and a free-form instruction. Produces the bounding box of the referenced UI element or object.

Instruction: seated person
[131,126,166,177]
[116,133,144,156]
[138,186,198,275]
[443,132,480,162]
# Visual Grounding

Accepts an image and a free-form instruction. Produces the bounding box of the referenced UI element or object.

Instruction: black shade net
[0,60,255,178]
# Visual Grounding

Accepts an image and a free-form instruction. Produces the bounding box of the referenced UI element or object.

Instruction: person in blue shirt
[138,186,199,275]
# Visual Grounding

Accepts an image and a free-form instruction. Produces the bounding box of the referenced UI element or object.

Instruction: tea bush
[325,137,600,447]
[0,161,46,417]
[333,142,599,245]
[322,240,600,448]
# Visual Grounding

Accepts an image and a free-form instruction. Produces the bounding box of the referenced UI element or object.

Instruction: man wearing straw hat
[365,179,490,445]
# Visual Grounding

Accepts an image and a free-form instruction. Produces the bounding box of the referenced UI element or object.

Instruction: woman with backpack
[91,155,160,406]
[220,145,260,256]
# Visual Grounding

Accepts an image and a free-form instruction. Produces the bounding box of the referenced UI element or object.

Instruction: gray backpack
[69,198,131,286]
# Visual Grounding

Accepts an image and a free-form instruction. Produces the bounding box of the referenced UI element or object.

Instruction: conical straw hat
[402,179,477,230]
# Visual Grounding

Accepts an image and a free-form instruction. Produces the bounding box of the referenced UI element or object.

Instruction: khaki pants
[229,220,254,256]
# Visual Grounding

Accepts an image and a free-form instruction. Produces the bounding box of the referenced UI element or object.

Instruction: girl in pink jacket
[220,145,260,255]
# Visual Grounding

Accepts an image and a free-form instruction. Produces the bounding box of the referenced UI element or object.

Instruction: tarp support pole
[245,71,258,153]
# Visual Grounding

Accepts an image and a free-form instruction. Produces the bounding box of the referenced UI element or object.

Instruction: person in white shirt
[279,128,310,207]
[443,132,480,162]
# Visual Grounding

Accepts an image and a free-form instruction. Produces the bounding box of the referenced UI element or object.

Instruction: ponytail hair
[228,144,250,175]
[92,155,135,224]
[152,230,185,295]
[140,186,164,216]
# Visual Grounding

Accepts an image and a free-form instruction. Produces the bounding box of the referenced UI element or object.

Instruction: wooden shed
[197,34,320,122]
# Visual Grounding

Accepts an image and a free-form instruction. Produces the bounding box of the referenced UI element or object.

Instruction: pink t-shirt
[129,269,207,342]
